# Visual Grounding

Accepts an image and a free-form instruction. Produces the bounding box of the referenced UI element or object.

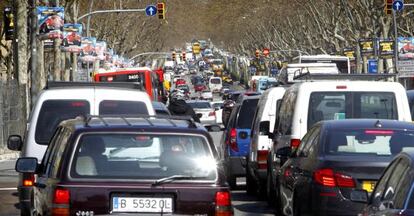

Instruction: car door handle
[34,182,46,188]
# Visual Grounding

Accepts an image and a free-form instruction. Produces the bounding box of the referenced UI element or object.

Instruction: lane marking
[0,187,17,191]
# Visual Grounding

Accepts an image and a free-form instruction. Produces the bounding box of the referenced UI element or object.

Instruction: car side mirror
[8,135,23,151]
[350,189,369,204]
[259,121,270,136]
[276,146,291,158]
[15,157,38,173]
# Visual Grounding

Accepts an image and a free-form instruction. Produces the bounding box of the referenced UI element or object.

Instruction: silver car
[186,100,217,127]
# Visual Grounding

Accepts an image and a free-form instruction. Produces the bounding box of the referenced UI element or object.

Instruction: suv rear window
[210,79,221,84]
[99,100,148,115]
[237,98,259,128]
[35,100,90,145]
[188,102,211,109]
[308,92,398,128]
[325,129,414,156]
[71,134,217,180]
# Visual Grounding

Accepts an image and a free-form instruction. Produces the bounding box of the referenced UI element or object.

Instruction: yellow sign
[362,181,376,193]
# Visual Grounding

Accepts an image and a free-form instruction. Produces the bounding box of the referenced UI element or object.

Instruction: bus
[94,67,162,101]
[296,55,351,74]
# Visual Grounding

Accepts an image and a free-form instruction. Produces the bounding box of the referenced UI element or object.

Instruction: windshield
[188,102,211,109]
[237,98,259,128]
[325,129,414,156]
[308,92,398,129]
[71,134,217,180]
[35,100,90,145]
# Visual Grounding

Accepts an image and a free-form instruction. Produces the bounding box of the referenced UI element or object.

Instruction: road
[0,132,274,216]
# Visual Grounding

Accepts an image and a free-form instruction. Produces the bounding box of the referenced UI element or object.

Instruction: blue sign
[145,5,157,16]
[250,66,257,75]
[368,59,378,74]
[271,67,278,75]
[393,0,404,11]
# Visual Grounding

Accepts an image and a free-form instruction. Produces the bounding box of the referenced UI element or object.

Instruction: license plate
[112,197,173,213]
[362,181,376,193]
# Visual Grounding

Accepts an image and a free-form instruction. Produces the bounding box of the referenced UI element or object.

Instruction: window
[187,102,211,109]
[99,100,148,115]
[50,129,71,178]
[237,99,259,129]
[278,86,298,135]
[35,100,90,145]
[297,127,320,157]
[372,159,399,207]
[324,129,414,156]
[381,159,410,209]
[70,133,216,180]
[210,78,221,84]
[308,92,398,129]
[40,127,63,175]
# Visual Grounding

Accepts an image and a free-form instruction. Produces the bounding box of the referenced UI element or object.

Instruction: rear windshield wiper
[152,175,205,186]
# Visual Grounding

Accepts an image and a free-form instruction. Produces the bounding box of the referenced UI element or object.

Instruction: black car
[13,115,232,216]
[352,150,414,215]
[275,119,414,216]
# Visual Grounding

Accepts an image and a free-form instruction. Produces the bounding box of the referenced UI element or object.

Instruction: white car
[200,90,213,101]
[208,77,223,93]
[187,100,217,128]
[210,101,224,125]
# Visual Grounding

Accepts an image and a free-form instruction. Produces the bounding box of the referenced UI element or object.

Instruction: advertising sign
[368,59,378,74]
[343,47,355,60]
[79,37,96,63]
[95,41,107,61]
[398,37,414,60]
[61,24,82,53]
[378,39,394,58]
[37,6,64,40]
[359,38,374,56]
[3,7,14,40]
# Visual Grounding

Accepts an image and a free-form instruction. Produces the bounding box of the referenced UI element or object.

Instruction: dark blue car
[222,95,260,188]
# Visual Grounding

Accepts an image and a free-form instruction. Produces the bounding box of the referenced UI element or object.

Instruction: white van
[266,80,412,202]
[7,82,155,215]
[278,63,339,84]
[209,77,223,93]
[246,86,286,194]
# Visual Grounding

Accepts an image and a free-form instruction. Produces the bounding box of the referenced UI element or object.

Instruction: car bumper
[228,156,246,177]
[18,186,32,211]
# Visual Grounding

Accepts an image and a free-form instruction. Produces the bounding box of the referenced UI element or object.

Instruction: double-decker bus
[94,67,162,101]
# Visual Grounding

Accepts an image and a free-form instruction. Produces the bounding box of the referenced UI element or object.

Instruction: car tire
[266,172,276,207]
[293,192,310,216]
[246,165,257,195]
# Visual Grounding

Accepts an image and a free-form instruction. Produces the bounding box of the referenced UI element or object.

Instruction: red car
[194,83,207,92]
[175,78,186,86]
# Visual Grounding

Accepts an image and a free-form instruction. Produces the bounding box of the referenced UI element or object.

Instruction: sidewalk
[0,148,18,161]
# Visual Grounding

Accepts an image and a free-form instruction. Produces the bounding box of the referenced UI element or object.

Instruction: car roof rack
[45,81,143,90]
[78,114,198,129]
[292,72,396,82]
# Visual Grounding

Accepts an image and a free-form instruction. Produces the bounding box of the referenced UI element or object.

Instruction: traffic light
[172,51,176,61]
[255,49,260,58]
[385,0,393,15]
[182,52,186,61]
[157,2,165,19]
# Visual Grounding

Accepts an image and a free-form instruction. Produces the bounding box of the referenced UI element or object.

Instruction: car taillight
[257,150,268,170]
[290,139,301,148]
[229,128,238,152]
[209,111,216,117]
[52,188,70,216]
[313,168,355,188]
[22,173,34,186]
[215,191,233,216]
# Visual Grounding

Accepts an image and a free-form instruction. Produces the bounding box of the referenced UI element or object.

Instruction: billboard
[343,47,355,60]
[378,39,394,59]
[61,24,82,53]
[398,37,414,60]
[95,41,107,61]
[359,38,374,56]
[79,37,96,63]
[37,6,64,40]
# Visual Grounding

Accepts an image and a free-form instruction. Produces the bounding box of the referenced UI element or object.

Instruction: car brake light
[313,168,355,188]
[336,85,347,89]
[215,191,233,216]
[290,139,301,148]
[70,102,85,107]
[229,128,238,152]
[209,111,216,117]
[52,188,70,216]
[23,173,34,186]
[365,130,394,135]
[257,150,268,170]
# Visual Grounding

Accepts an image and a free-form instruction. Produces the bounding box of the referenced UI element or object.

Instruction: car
[246,86,286,196]
[211,101,224,126]
[201,90,213,101]
[175,78,186,86]
[209,77,223,93]
[187,100,217,129]
[221,95,260,189]
[13,115,232,216]
[191,75,204,85]
[176,84,190,95]
[275,119,414,215]
[7,82,155,215]
[173,75,181,83]
[267,80,413,209]
[354,150,414,215]
[152,101,171,116]
[194,83,208,92]
[220,87,230,96]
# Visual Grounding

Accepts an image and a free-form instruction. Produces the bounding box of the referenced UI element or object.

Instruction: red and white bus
[94,67,163,101]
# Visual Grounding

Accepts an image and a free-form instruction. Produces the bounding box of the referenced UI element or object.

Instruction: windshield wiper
[152,175,205,186]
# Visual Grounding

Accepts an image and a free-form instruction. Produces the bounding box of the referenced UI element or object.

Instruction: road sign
[263,48,270,57]
[393,0,404,11]
[368,59,378,74]
[145,5,157,16]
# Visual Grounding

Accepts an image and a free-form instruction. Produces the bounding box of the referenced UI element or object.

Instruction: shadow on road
[231,189,275,215]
